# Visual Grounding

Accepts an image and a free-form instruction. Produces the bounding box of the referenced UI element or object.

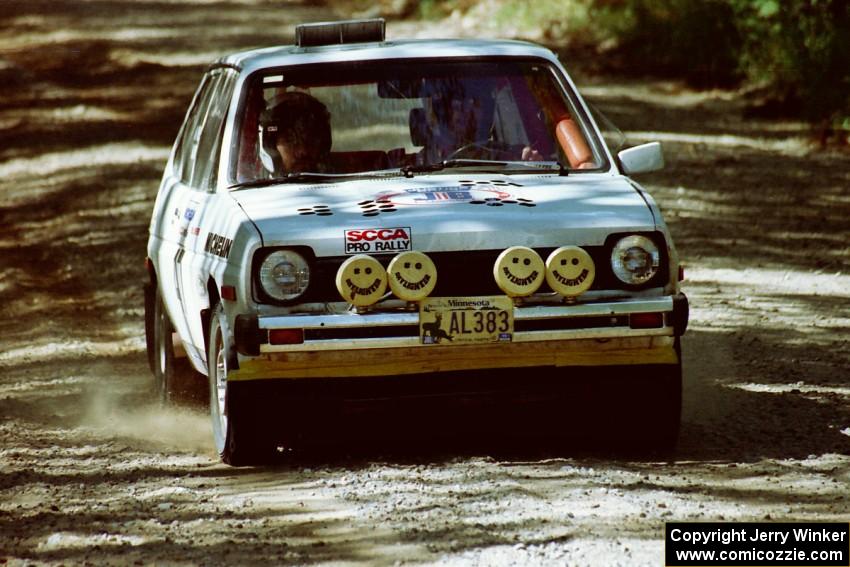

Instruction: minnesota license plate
[419,296,514,345]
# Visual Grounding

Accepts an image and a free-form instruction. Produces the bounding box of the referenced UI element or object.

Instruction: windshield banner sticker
[345,227,412,254]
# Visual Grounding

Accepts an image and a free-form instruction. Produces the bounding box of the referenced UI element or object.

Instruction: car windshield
[229,58,607,185]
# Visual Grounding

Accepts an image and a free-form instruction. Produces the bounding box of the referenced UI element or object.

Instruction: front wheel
[639,359,682,453]
[208,303,267,466]
[589,355,682,455]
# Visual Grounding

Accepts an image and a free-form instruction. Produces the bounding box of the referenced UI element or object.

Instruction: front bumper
[229,293,688,382]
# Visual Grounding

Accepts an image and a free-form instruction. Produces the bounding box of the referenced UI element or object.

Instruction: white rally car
[144,19,689,465]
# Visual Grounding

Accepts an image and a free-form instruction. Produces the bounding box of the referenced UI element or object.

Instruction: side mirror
[618,142,664,174]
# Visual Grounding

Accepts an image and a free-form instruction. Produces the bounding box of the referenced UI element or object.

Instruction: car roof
[216,38,559,73]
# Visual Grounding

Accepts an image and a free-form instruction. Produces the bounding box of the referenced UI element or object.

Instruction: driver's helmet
[258,91,332,173]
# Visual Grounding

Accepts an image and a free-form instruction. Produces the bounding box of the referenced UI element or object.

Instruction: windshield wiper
[499,161,569,175]
[229,172,340,190]
[230,169,407,190]
[401,159,509,177]
[401,159,568,177]
[232,160,569,188]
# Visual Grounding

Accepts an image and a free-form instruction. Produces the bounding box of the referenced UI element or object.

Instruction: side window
[191,70,238,191]
[172,74,215,183]
[182,72,222,185]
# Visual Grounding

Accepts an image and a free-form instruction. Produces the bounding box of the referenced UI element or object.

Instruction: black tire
[588,350,682,455]
[641,358,682,454]
[152,287,200,405]
[208,303,267,466]
[144,282,156,374]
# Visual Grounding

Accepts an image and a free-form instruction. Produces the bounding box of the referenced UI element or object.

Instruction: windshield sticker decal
[344,227,412,254]
[376,185,512,206]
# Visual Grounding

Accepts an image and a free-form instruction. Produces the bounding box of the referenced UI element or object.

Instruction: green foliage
[733,0,850,129]
[488,0,591,38]
[602,0,742,87]
[417,0,445,20]
[587,0,850,135]
[416,0,478,20]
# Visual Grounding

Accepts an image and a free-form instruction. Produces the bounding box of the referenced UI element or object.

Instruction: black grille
[514,315,627,332]
[299,316,628,341]
[305,325,419,340]
[256,232,668,306]
[301,247,612,303]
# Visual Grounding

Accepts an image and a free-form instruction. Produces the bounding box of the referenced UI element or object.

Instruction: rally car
[144,19,688,465]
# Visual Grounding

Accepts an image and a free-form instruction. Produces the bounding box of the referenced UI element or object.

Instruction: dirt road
[1,2,848,565]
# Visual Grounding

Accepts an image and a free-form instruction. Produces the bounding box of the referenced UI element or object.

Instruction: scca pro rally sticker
[344,227,411,255]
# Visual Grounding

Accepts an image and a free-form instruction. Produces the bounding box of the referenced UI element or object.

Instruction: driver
[426,90,542,162]
[426,93,479,161]
[259,91,332,174]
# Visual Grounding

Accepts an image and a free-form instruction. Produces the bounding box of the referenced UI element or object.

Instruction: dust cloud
[81,385,213,455]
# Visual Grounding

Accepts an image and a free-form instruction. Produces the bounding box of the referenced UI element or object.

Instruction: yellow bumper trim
[229,336,678,382]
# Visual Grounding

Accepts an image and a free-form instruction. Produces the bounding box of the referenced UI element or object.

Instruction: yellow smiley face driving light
[493,246,545,297]
[387,251,437,301]
[545,246,595,297]
[335,254,388,306]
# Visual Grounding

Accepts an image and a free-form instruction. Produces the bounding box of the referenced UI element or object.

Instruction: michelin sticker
[205,232,233,259]
[344,227,411,254]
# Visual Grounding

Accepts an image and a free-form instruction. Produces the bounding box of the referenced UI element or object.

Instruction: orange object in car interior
[555,116,594,169]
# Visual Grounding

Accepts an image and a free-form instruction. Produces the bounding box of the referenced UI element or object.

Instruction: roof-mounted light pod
[295,18,386,48]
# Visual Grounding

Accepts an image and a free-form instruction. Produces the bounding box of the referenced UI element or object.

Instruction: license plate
[419,296,513,345]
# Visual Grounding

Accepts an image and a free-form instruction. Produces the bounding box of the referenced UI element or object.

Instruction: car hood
[231,174,655,257]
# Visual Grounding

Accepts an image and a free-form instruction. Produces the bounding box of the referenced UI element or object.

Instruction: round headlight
[258,250,310,301]
[610,235,660,285]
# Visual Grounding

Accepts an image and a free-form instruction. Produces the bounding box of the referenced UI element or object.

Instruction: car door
[175,68,238,363]
[152,72,217,364]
